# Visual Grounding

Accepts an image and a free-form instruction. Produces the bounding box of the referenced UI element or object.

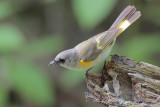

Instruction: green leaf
[40,0,56,4]
[8,63,55,106]
[0,1,17,20]
[22,35,64,60]
[59,63,104,90]
[60,69,84,89]
[0,24,25,53]
[144,4,160,25]
[111,33,160,65]
[0,86,8,107]
[72,0,116,30]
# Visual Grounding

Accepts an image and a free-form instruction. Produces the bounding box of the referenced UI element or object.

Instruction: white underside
[92,40,115,67]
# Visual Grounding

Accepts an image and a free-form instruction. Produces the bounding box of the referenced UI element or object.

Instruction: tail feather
[109,5,141,34]
[128,11,141,24]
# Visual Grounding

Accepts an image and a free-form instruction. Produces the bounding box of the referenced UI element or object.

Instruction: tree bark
[85,55,160,107]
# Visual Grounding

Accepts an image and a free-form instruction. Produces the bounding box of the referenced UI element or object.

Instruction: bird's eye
[59,58,65,63]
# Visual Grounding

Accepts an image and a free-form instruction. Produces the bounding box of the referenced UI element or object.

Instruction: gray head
[49,49,79,69]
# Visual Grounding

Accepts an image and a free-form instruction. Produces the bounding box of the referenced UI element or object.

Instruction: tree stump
[85,55,160,107]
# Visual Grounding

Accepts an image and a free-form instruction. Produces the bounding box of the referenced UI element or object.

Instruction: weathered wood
[85,55,160,107]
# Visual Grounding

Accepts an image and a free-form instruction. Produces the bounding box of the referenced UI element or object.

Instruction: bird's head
[49,49,78,69]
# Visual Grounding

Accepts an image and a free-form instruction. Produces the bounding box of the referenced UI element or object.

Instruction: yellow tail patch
[118,20,130,31]
[115,20,130,38]
[80,60,93,67]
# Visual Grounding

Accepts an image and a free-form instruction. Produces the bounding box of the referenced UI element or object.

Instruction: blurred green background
[0,0,160,107]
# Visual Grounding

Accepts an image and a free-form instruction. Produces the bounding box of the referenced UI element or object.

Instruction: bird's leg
[101,61,106,85]
[85,67,94,82]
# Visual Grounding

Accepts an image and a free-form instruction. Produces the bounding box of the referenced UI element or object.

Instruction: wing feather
[97,28,122,49]
[75,5,141,62]
[75,28,121,62]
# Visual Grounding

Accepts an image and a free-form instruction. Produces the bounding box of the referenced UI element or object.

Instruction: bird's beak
[49,60,57,67]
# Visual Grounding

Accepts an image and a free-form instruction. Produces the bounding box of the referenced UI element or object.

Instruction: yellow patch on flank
[80,60,93,67]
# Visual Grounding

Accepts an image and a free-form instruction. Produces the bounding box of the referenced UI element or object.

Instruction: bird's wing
[75,28,121,62]
[75,5,141,63]
[95,28,122,50]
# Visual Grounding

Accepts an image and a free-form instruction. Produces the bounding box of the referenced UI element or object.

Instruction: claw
[85,67,94,82]
[101,61,107,86]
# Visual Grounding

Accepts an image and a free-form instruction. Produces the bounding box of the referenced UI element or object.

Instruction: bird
[49,5,141,77]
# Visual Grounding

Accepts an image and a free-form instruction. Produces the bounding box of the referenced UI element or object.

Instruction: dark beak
[49,60,57,67]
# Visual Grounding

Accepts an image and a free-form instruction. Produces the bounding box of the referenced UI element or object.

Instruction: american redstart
[49,6,141,73]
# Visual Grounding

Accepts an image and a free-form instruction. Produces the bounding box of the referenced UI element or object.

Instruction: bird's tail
[109,5,141,38]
